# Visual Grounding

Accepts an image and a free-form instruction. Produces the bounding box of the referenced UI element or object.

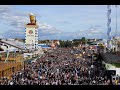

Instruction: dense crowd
[0,46,120,85]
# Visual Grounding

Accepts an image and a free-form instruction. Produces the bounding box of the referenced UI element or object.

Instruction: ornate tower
[25,13,39,51]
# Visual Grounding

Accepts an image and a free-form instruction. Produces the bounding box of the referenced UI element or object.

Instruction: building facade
[25,14,39,51]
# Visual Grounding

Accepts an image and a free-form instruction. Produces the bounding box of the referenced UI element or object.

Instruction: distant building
[53,40,60,46]
[50,40,60,49]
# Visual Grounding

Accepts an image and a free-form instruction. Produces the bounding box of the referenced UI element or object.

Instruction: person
[0,47,111,85]
[9,81,14,85]
[115,79,118,85]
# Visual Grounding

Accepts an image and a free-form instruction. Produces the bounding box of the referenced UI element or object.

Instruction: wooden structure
[0,51,24,61]
[0,62,23,79]
[0,51,24,79]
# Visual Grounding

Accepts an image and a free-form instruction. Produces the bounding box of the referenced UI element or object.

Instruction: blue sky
[0,5,120,40]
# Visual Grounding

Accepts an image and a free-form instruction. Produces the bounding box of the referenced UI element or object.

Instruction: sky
[0,5,120,40]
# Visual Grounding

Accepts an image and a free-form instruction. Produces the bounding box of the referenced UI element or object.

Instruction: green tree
[72,39,80,46]
[81,37,86,44]
[59,40,73,47]
[59,40,65,47]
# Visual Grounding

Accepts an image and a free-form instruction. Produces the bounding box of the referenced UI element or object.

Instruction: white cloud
[38,22,53,30]
[0,5,114,40]
[57,20,72,24]
[0,5,11,12]
[74,26,106,39]
[90,28,101,34]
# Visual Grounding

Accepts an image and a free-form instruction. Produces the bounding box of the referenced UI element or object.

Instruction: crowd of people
[0,45,120,85]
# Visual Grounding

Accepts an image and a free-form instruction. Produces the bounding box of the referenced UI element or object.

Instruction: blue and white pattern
[107,5,112,50]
